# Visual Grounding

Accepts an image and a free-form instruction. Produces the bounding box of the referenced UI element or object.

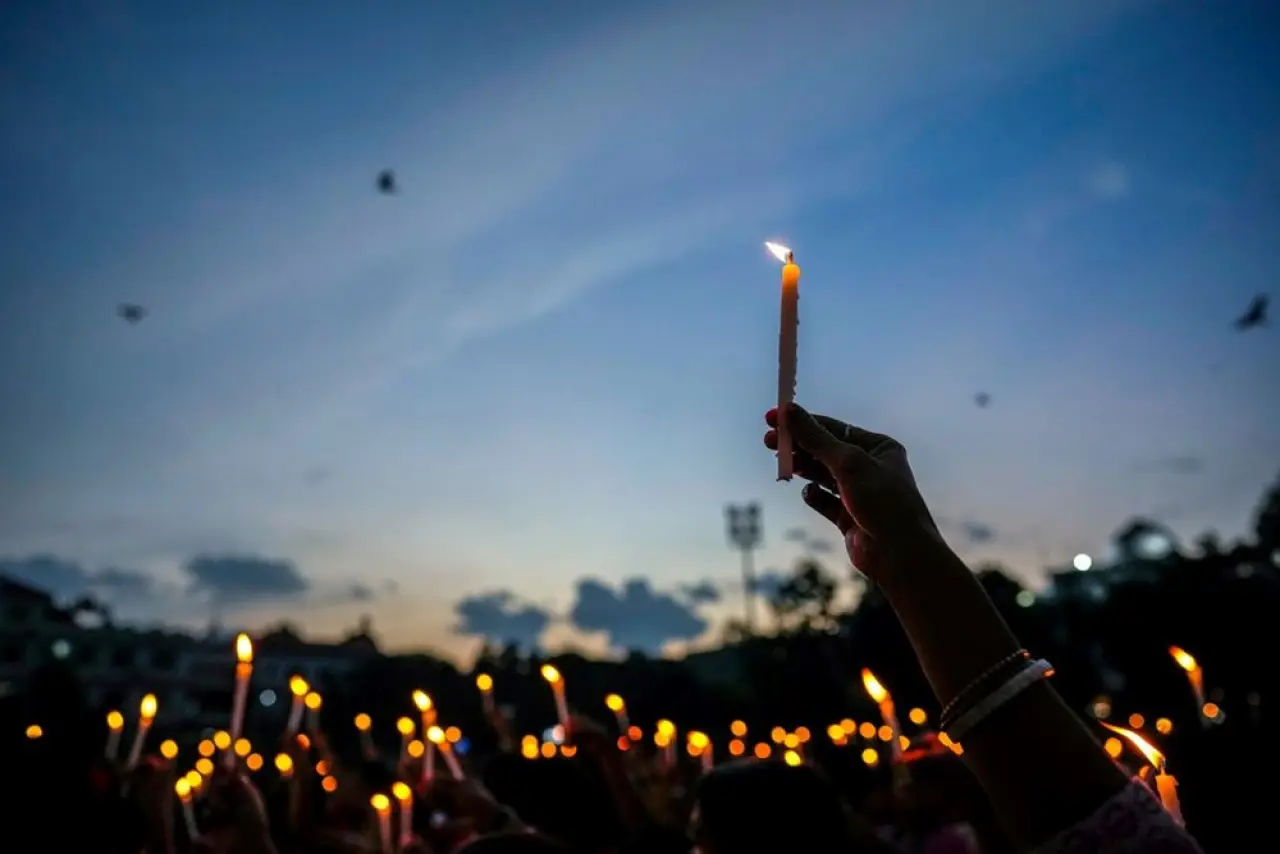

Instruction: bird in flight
[376,170,397,194]
[974,392,991,408]
[1233,294,1268,331]
[117,303,146,324]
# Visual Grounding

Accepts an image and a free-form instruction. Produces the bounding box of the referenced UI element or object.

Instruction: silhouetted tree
[769,558,839,634]
[1255,471,1280,551]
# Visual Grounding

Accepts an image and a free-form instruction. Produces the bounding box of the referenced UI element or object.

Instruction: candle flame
[540,664,562,684]
[107,710,124,731]
[1168,646,1198,673]
[1101,722,1165,771]
[764,241,792,263]
[413,690,433,712]
[354,713,371,731]
[861,669,889,704]
[396,716,415,736]
[370,793,391,813]
[140,693,158,720]
[235,633,253,663]
[476,673,493,692]
[605,693,625,712]
[688,731,710,749]
[305,691,322,710]
[175,778,192,800]
[289,675,309,697]
[392,781,412,803]
[427,725,446,745]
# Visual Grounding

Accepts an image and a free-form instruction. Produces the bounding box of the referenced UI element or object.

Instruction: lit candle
[656,719,677,767]
[105,710,125,761]
[428,726,464,779]
[371,793,393,854]
[285,675,309,739]
[541,665,570,734]
[765,241,801,481]
[175,778,199,840]
[396,716,416,765]
[392,781,413,847]
[126,693,158,770]
[227,633,254,768]
[861,670,902,762]
[1168,646,1209,727]
[1101,723,1184,825]
[475,673,496,717]
[413,691,436,785]
[604,694,630,733]
[304,691,323,733]
[688,731,713,771]
[355,713,376,759]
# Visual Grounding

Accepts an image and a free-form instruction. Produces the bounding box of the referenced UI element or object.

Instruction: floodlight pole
[725,503,763,634]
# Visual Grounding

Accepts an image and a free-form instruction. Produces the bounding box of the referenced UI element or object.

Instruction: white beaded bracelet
[944,658,1054,743]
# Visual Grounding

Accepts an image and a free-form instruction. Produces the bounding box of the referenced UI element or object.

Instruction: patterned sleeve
[1033,780,1205,854]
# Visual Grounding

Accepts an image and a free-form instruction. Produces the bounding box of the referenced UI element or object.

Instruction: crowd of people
[7,406,1229,852]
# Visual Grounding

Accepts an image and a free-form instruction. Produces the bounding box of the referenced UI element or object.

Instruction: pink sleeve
[1034,780,1204,854]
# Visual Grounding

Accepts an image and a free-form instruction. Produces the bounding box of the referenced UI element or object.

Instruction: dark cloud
[961,522,997,544]
[0,555,156,602]
[569,578,708,654]
[183,554,309,604]
[746,572,787,600]
[453,590,551,649]
[347,583,375,602]
[680,580,722,604]
[1132,456,1203,475]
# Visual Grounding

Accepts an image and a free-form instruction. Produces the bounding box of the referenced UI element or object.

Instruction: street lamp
[725,503,763,634]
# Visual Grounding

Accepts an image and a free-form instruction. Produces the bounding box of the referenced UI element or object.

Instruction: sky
[1,0,1277,661]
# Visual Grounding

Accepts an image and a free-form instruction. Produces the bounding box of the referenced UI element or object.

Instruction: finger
[803,483,853,533]
[767,407,892,454]
[763,430,837,490]
[785,404,850,468]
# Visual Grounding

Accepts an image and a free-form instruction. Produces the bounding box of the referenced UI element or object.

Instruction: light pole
[725,503,763,634]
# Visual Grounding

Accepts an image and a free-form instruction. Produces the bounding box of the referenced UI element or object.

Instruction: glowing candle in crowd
[275,753,294,778]
[175,778,199,840]
[765,240,801,481]
[688,731,713,771]
[227,633,254,767]
[475,673,496,717]
[396,716,416,764]
[160,739,179,761]
[126,693,158,770]
[392,781,414,847]
[284,675,309,738]
[1102,723,1183,825]
[541,665,570,733]
[1168,646,1209,726]
[862,669,902,761]
[428,726,464,779]
[656,719,677,766]
[304,691,323,733]
[604,694,630,732]
[355,713,376,758]
[413,691,436,784]
[370,794,393,854]
[105,710,125,761]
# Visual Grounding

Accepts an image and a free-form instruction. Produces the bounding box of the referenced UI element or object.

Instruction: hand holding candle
[228,633,254,767]
[126,693,158,770]
[541,665,571,735]
[765,241,801,481]
[1101,723,1184,825]
[285,675,309,739]
[371,793,393,854]
[861,669,902,761]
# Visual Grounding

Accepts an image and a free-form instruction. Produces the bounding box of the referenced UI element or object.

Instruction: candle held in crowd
[1101,723,1184,825]
[605,693,630,732]
[765,240,801,481]
[355,713,376,758]
[414,691,436,785]
[285,675,309,738]
[861,669,902,761]
[392,781,414,847]
[428,725,465,779]
[126,693,158,771]
[105,710,125,761]
[541,665,571,734]
[1168,646,1209,726]
[476,673,496,716]
[175,778,199,839]
[227,633,254,767]
[304,691,323,733]
[371,794,393,854]
[396,716,416,764]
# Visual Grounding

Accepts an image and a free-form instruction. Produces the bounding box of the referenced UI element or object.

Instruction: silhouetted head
[482,755,622,854]
[692,760,853,854]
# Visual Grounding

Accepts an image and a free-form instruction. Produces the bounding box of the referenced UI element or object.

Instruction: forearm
[882,542,1127,849]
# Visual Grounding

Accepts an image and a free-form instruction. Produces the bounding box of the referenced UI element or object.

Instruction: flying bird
[1234,294,1268,331]
[117,303,146,324]
[376,169,397,194]
[974,392,991,408]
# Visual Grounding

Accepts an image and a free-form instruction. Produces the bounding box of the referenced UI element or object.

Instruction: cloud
[0,555,156,603]
[961,522,998,544]
[570,577,708,654]
[453,590,551,649]
[183,554,309,604]
[680,581,722,605]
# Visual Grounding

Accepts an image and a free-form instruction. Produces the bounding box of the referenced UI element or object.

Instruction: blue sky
[1,0,1277,659]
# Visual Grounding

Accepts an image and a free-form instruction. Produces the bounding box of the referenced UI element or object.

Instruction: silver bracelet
[944,659,1054,743]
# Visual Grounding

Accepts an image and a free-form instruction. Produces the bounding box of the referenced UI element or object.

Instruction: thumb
[786,404,848,468]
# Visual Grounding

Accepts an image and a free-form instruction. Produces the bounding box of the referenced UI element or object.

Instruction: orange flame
[413,690,432,712]
[1168,646,1198,673]
[861,669,889,704]
[140,693,158,720]
[540,664,562,684]
[289,675,309,697]
[235,633,254,664]
[1101,723,1165,772]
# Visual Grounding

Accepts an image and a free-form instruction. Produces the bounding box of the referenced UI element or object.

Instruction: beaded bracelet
[944,658,1055,742]
[938,649,1030,732]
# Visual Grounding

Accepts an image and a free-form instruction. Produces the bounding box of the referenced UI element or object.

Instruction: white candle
[1102,723,1184,825]
[175,779,199,840]
[862,669,902,760]
[392,782,414,847]
[285,675,309,739]
[396,717,415,766]
[541,665,570,733]
[428,726,464,779]
[305,691,322,733]
[355,713,376,759]
[371,794,393,854]
[476,673,496,717]
[126,694,157,770]
[105,710,124,761]
[1169,646,1209,727]
[765,241,801,481]
[605,694,630,733]
[227,633,254,767]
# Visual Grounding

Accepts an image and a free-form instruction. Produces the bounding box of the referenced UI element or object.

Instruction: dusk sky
[2,1,1277,660]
